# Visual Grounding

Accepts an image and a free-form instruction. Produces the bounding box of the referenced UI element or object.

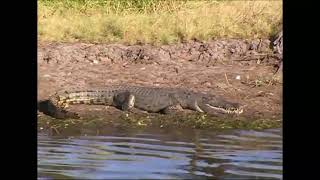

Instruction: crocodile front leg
[113,91,136,111]
[161,104,184,114]
[189,100,204,113]
[159,93,185,114]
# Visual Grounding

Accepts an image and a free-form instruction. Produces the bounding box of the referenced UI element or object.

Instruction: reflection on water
[38,128,282,179]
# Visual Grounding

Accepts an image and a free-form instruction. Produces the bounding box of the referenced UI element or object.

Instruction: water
[38,128,282,179]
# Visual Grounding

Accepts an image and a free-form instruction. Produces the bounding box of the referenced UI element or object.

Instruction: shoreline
[38,38,282,132]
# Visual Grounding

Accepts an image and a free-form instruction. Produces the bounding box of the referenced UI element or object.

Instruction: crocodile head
[198,95,244,115]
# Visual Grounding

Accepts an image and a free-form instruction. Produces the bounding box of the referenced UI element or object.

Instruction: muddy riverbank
[38,38,282,131]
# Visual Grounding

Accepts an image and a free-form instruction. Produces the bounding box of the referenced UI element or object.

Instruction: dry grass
[38,0,282,44]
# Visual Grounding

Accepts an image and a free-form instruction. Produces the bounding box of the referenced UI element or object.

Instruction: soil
[38,38,283,124]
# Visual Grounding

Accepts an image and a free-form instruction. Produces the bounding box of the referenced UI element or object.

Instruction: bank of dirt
[38,38,282,132]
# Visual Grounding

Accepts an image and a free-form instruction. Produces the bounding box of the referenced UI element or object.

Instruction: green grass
[38,0,282,45]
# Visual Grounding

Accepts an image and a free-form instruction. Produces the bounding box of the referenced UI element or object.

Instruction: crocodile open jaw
[205,104,243,115]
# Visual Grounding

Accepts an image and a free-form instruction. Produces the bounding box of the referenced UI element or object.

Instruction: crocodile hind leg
[113,91,136,111]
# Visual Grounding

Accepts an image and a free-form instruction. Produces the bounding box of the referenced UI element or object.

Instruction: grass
[38,0,282,45]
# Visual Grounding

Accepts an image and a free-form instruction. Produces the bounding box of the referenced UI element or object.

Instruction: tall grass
[38,0,282,44]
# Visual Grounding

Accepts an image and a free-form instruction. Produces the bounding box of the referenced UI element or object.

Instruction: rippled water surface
[38,128,282,179]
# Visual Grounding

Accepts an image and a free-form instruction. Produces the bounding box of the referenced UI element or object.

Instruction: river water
[38,128,282,179]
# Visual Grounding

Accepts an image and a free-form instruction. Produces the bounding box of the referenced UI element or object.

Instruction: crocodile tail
[53,91,112,106]
[38,100,80,119]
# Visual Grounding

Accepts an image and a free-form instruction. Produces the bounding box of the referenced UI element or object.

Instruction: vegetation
[38,112,282,135]
[38,0,282,44]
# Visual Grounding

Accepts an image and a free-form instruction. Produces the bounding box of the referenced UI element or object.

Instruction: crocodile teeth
[234,108,243,114]
[206,104,243,114]
[206,104,228,113]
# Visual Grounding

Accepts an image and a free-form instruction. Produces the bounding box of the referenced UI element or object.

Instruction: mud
[38,38,282,123]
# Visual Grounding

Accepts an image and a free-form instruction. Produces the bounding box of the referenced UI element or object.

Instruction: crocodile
[38,85,244,119]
